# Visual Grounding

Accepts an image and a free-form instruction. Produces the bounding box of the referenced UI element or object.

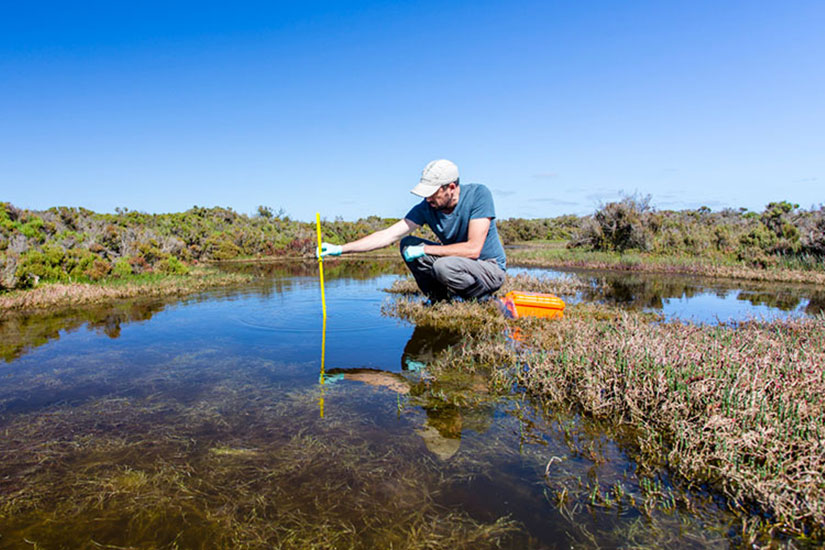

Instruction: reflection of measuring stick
[316,213,327,418]
[319,316,326,418]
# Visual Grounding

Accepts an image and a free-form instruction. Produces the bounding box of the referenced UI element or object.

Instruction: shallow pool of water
[512,265,824,323]
[1,261,818,549]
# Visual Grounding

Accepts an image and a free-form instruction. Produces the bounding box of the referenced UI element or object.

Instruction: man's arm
[341,219,419,253]
[421,217,490,259]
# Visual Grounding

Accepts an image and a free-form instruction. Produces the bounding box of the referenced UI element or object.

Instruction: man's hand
[402,244,426,262]
[317,242,343,258]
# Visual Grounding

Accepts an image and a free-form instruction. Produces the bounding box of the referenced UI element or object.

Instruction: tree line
[1,199,823,290]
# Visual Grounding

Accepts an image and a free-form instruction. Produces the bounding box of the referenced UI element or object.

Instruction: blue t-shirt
[405,183,507,270]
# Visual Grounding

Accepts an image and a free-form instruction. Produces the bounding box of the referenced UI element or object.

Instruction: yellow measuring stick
[315,212,327,320]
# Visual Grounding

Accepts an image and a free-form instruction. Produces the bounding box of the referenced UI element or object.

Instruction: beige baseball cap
[410,159,459,198]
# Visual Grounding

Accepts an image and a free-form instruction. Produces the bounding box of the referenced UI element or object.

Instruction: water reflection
[319,316,327,418]
[543,267,825,319]
[0,259,405,363]
[5,262,823,365]
[323,326,490,460]
[401,326,462,370]
[807,291,825,315]
[219,257,406,281]
[322,365,494,461]
[0,300,167,362]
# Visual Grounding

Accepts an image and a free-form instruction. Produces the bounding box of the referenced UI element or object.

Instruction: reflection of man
[325,327,493,461]
[325,366,466,461]
[318,160,507,302]
[401,326,461,371]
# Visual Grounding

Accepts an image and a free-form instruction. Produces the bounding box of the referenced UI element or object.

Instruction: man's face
[426,183,457,211]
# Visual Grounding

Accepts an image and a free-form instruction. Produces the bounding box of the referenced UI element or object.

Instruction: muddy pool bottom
[1,262,819,549]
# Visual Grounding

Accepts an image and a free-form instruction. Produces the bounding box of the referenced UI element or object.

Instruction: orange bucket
[498,291,565,320]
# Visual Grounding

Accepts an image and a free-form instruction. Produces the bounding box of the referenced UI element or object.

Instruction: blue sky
[1,1,823,221]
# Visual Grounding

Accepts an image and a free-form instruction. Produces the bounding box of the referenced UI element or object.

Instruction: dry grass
[384,281,825,541]
[0,266,252,314]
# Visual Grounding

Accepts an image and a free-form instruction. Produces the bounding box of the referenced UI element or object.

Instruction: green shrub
[15,248,64,286]
[112,257,133,277]
[20,217,45,241]
[256,205,274,218]
[0,204,19,234]
[204,233,242,260]
[98,224,121,252]
[137,239,164,264]
[64,249,98,279]
[155,256,189,275]
[737,226,779,267]
[156,256,189,275]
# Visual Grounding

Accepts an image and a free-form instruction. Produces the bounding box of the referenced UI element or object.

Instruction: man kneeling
[318,159,506,302]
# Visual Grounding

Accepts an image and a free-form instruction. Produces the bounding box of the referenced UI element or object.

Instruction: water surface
[512,265,824,322]
[1,260,818,549]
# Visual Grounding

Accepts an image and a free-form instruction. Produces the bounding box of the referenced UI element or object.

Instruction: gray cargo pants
[399,236,506,302]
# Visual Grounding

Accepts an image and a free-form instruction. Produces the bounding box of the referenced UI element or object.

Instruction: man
[318,159,506,302]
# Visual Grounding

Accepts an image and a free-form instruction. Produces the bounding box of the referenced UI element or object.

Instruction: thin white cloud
[585,191,622,204]
[655,199,729,210]
[530,198,579,206]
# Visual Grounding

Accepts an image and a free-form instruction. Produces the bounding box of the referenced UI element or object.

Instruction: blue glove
[403,244,426,262]
[317,242,343,258]
[322,373,345,384]
[404,358,426,372]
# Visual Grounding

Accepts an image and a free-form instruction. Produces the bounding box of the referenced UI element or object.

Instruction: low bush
[156,256,189,275]
[112,257,133,278]
[570,195,651,252]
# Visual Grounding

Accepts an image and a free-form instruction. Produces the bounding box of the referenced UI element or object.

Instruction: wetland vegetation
[385,276,825,545]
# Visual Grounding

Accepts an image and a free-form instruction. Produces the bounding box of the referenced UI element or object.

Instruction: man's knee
[432,257,504,298]
[432,257,470,285]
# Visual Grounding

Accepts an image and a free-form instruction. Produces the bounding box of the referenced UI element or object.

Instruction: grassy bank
[508,241,825,285]
[384,278,825,543]
[0,265,252,314]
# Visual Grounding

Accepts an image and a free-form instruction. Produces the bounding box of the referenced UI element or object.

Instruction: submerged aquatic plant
[0,377,521,550]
